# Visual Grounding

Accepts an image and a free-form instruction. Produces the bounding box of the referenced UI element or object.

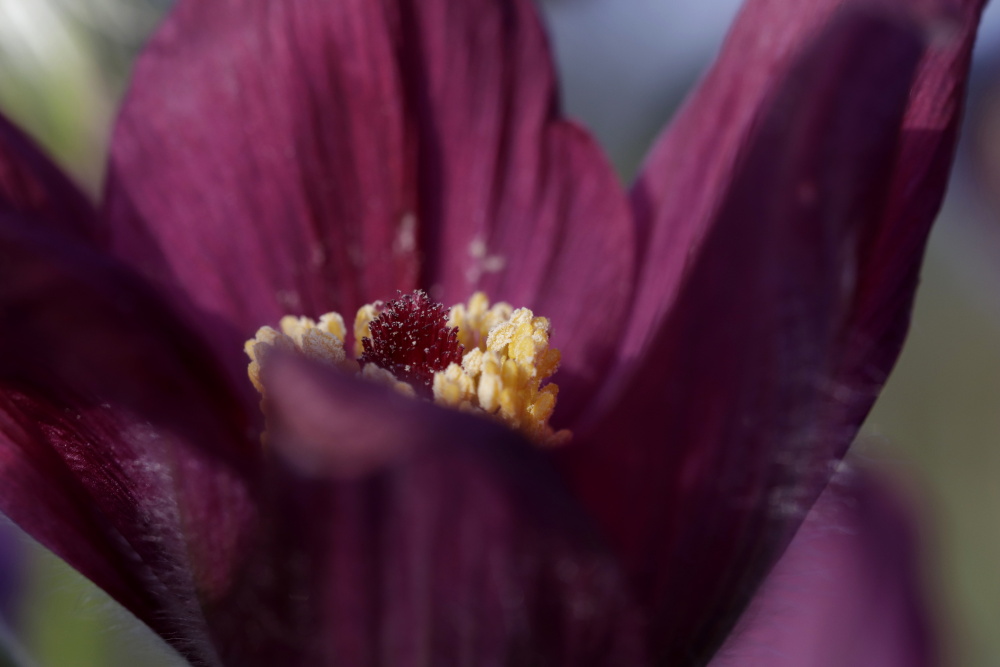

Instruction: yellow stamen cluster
[435,294,569,446]
[245,292,569,446]
[245,313,354,394]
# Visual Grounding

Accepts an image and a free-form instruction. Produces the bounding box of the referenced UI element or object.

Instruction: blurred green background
[1,0,999,665]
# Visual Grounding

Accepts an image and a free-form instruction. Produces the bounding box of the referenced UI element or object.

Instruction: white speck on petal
[393,212,417,254]
[466,237,506,284]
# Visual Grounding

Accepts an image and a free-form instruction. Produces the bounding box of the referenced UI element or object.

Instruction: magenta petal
[621,0,986,362]
[1,372,255,665]
[103,0,633,421]
[714,467,937,667]
[213,358,648,666]
[385,2,634,421]
[837,0,985,427]
[559,11,925,663]
[104,0,421,328]
[0,393,226,666]
[0,114,99,242]
[0,215,265,664]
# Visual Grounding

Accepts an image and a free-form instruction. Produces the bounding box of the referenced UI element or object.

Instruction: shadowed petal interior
[207,357,649,666]
[0,112,99,243]
[0,213,255,465]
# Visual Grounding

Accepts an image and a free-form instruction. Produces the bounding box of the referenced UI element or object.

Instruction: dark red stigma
[359,290,464,397]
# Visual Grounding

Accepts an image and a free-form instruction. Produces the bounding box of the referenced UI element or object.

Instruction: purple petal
[211,357,648,666]
[0,401,145,619]
[0,113,99,243]
[0,214,254,464]
[558,11,926,663]
[103,0,633,422]
[620,0,986,368]
[104,0,420,327]
[0,214,265,664]
[713,466,937,667]
[836,0,986,428]
[0,392,227,666]
[382,3,634,422]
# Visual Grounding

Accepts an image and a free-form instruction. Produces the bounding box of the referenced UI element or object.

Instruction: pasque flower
[0,0,986,664]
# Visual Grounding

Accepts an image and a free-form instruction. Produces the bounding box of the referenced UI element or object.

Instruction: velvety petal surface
[0,113,98,243]
[713,467,937,667]
[208,358,648,666]
[559,12,925,664]
[0,214,267,665]
[104,0,633,422]
[0,391,225,667]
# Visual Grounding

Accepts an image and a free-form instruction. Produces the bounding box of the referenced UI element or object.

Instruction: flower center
[245,291,570,446]
[359,291,463,397]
